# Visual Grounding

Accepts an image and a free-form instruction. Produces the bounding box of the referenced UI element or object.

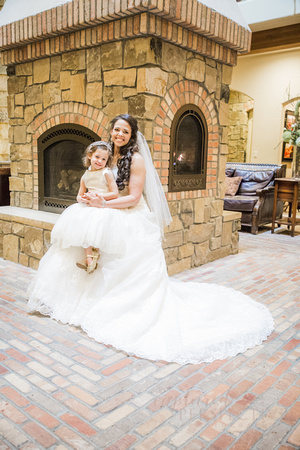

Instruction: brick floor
[0,229,299,449]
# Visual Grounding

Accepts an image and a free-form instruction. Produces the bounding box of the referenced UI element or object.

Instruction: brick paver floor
[0,229,299,449]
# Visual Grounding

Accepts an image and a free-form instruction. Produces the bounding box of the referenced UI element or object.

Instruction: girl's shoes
[86,248,100,274]
[76,248,100,274]
[76,259,87,270]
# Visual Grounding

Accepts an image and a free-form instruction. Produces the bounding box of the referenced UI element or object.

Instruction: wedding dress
[27,194,274,365]
[27,134,274,365]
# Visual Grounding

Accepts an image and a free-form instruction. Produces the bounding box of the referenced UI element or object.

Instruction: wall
[231,48,300,171]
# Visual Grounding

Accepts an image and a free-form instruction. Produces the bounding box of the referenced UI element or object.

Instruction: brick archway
[153,80,219,201]
[30,102,109,209]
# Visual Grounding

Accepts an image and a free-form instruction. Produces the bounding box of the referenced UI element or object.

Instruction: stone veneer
[0,1,248,274]
[228,90,253,162]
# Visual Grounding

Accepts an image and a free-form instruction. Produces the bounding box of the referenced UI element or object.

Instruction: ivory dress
[28,169,274,365]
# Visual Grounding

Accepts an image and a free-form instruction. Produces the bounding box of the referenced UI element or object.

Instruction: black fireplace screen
[169,104,208,192]
[38,125,101,213]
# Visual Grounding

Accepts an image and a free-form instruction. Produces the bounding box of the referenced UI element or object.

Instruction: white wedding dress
[27,184,274,365]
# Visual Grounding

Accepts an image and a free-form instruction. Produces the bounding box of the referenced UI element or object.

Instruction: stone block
[19,253,29,266]
[163,230,183,249]
[15,62,33,76]
[205,64,218,93]
[44,230,52,252]
[15,93,25,106]
[178,243,194,259]
[17,160,32,174]
[105,100,129,122]
[12,223,24,237]
[185,58,205,82]
[86,82,103,108]
[209,246,231,263]
[222,64,233,85]
[24,227,44,259]
[219,101,229,126]
[124,37,158,68]
[29,257,40,270]
[168,257,191,276]
[137,67,168,96]
[60,71,71,90]
[181,212,193,227]
[168,201,178,216]
[9,177,24,191]
[2,220,12,234]
[128,94,161,120]
[70,74,86,103]
[33,58,50,84]
[18,144,33,160]
[87,47,102,82]
[222,221,233,246]
[181,199,193,213]
[20,193,33,208]
[218,155,227,181]
[25,175,33,192]
[123,88,137,98]
[163,246,178,265]
[210,236,221,250]
[194,198,205,223]
[162,42,186,76]
[24,106,36,125]
[14,106,23,118]
[192,241,210,266]
[62,50,86,71]
[50,55,62,82]
[186,223,214,244]
[25,85,43,105]
[104,69,136,87]
[211,200,224,217]
[165,215,183,233]
[13,125,27,144]
[101,42,123,71]
[215,216,223,236]
[3,234,19,263]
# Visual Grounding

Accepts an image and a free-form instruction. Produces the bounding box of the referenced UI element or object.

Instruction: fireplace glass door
[169,104,207,192]
[38,125,101,213]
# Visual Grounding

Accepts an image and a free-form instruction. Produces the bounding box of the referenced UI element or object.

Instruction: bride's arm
[86,153,146,209]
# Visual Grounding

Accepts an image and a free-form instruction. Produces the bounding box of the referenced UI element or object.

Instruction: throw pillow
[225,176,242,196]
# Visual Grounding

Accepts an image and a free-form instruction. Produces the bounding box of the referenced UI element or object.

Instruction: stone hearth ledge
[0,205,241,270]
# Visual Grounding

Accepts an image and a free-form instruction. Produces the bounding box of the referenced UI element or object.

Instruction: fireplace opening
[169,104,208,192]
[38,124,101,213]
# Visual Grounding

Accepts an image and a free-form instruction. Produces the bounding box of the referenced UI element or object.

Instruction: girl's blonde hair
[83,141,112,168]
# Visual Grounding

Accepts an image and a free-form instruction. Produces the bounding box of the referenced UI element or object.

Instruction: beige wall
[231,48,300,173]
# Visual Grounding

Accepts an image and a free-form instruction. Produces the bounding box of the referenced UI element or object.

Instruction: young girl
[75,141,118,273]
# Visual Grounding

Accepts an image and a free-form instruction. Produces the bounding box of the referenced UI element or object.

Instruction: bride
[28,114,274,365]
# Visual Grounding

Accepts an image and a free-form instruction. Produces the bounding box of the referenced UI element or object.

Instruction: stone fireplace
[0,0,250,273]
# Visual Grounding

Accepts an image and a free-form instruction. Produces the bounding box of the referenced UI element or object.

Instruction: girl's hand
[85,192,106,208]
[77,194,89,204]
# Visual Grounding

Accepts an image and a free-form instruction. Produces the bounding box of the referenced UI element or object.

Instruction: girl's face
[89,148,109,171]
[111,119,132,150]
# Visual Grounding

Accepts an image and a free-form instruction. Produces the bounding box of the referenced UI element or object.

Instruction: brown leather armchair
[223,163,287,234]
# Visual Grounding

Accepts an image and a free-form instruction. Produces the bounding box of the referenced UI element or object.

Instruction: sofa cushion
[235,169,274,196]
[224,195,259,212]
[225,176,242,196]
[225,168,235,177]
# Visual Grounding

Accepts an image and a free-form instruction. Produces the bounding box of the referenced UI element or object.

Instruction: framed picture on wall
[282,110,296,161]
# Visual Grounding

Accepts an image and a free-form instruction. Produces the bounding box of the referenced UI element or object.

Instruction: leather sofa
[223,162,287,234]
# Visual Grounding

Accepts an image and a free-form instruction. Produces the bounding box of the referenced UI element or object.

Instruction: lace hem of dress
[27,293,274,366]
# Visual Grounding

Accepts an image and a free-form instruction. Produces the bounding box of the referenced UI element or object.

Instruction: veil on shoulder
[137,131,172,236]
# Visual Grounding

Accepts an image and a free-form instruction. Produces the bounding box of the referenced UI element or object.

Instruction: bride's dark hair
[110,114,139,191]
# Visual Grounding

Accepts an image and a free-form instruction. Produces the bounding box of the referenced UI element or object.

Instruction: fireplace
[169,104,208,192]
[38,125,100,213]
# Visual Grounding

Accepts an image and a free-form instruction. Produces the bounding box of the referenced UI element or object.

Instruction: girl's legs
[76,247,100,273]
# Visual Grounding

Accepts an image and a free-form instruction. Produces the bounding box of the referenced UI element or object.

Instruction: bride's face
[111,119,132,150]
